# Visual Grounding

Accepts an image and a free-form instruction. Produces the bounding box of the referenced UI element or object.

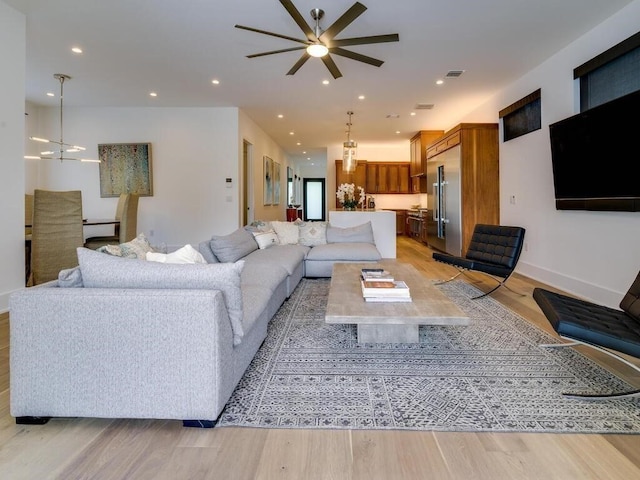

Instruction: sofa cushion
[209,227,258,263]
[77,247,246,345]
[251,229,279,249]
[198,240,219,263]
[97,232,154,259]
[298,221,327,246]
[146,244,206,264]
[243,244,308,275]
[271,221,299,245]
[305,242,381,261]
[326,221,375,244]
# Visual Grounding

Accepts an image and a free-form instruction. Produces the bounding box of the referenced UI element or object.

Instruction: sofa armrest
[10,286,235,421]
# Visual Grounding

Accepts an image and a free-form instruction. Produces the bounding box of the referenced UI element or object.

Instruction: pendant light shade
[342,111,357,173]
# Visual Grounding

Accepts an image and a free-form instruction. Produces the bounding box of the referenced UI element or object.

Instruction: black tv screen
[548,89,640,211]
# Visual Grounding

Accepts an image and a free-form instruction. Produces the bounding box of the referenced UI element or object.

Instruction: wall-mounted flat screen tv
[549,89,640,211]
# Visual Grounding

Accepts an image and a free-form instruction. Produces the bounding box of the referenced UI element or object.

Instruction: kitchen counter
[328,210,396,258]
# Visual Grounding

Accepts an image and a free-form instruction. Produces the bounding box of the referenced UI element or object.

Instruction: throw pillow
[326,221,375,244]
[298,221,327,246]
[77,247,246,345]
[209,227,258,263]
[146,244,207,264]
[98,232,153,259]
[271,221,299,245]
[252,229,279,249]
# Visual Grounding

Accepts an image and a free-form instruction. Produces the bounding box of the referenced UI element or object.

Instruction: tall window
[575,31,640,111]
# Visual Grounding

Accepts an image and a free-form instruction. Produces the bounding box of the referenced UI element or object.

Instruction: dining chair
[29,189,84,286]
[84,193,139,249]
[24,194,34,284]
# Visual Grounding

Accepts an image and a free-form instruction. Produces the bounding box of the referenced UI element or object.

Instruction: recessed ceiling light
[302,151,307,154]
[395,130,401,134]
[296,142,301,146]
[436,79,444,85]
[358,95,365,100]
[277,114,284,119]
[149,92,157,97]
[322,80,330,85]
[46,92,54,97]
[410,112,416,116]
[289,131,294,135]
[211,79,220,85]
[71,47,83,54]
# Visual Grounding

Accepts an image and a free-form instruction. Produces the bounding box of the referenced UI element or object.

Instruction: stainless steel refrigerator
[425,145,462,256]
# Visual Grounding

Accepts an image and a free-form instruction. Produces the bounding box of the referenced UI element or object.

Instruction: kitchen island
[328,209,396,258]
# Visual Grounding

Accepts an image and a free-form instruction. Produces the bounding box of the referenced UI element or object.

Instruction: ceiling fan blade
[280,0,318,42]
[235,24,310,45]
[287,52,311,75]
[322,55,343,79]
[331,33,399,47]
[320,2,367,42]
[330,47,384,67]
[247,46,306,58]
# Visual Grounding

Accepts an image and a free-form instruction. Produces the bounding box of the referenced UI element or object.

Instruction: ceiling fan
[235,0,399,79]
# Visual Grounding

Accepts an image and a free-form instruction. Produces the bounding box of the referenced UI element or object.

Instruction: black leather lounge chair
[433,224,526,299]
[533,270,640,400]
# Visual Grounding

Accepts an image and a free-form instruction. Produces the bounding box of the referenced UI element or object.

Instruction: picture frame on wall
[98,143,153,197]
[263,156,273,205]
[273,161,281,205]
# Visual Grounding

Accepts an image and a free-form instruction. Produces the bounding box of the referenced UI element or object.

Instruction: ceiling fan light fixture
[306,43,328,57]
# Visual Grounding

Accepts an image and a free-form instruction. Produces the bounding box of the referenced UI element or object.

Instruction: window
[575,31,640,111]
[499,89,541,142]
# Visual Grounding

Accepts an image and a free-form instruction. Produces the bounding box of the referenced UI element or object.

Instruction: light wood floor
[1,236,639,479]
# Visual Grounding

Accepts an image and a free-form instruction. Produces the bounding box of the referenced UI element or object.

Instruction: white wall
[463,1,640,307]
[239,110,288,223]
[0,2,25,312]
[25,106,241,250]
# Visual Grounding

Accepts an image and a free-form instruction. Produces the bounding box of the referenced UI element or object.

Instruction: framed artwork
[263,156,273,205]
[273,161,281,205]
[98,143,153,197]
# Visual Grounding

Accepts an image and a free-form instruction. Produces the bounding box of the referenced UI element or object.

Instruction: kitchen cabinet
[410,130,444,193]
[425,123,499,257]
[366,162,411,194]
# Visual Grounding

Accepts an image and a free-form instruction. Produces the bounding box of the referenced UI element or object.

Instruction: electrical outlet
[509,195,516,205]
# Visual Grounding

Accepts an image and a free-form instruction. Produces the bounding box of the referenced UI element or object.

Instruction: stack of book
[360,268,412,303]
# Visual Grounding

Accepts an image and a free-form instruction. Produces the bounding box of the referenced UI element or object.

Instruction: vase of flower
[336,183,365,211]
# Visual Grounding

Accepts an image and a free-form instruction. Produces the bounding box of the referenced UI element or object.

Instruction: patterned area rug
[217,278,640,432]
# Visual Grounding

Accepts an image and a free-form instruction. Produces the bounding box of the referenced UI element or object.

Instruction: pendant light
[24,73,99,163]
[342,111,357,173]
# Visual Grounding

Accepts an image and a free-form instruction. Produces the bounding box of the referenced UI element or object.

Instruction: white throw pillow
[271,221,299,245]
[298,221,327,246]
[252,229,279,249]
[146,244,207,264]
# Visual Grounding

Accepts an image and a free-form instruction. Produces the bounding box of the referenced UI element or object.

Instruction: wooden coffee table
[325,262,470,343]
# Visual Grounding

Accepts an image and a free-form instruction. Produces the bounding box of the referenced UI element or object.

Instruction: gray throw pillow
[77,247,246,345]
[209,228,258,263]
[58,266,83,287]
[326,221,375,244]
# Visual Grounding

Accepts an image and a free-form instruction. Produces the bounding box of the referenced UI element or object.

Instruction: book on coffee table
[364,296,412,303]
[361,268,394,282]
[361,280,411,299]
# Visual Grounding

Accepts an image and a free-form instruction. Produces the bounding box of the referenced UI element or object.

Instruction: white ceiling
[6,0,635,164]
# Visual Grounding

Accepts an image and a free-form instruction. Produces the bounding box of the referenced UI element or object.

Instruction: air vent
[415,103,434,110]
[385,113,400,118]
[445,70,465,78]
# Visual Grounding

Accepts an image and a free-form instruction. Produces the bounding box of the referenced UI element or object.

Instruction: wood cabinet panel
[365,162,411,194]
[410,130,444,193]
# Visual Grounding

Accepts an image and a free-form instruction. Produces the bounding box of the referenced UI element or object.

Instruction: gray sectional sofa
[9,220,381,427]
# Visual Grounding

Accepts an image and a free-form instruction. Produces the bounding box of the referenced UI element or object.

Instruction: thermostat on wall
[226,178,232,188]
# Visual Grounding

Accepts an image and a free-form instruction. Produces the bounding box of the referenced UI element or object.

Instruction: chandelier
[342,111,357,173]
[24,73,99,162]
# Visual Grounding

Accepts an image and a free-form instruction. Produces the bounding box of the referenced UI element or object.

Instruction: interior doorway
[303,178,325,221]
[242,140,253,226]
